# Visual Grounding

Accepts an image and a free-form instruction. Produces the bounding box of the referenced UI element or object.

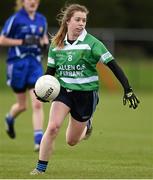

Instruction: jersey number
[67,54,73,61]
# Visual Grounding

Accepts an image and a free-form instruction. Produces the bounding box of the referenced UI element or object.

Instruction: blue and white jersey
[1,8,48,62]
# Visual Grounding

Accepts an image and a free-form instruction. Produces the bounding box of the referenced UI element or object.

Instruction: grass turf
[0,89,152,179]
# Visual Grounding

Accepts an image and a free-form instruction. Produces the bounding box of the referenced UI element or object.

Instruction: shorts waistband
[61,87,96,93]
[61,87,73,93]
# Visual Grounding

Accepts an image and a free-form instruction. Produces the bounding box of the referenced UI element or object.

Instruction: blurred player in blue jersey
[0,0,49,151]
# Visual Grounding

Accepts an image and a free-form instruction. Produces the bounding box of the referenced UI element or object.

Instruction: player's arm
[39,17,49,51]
[0,35,22,46]
[0,34,41,47]
[106,60,140,109]
[45,66,56,76]
[45,45,56,75]
[0,15,40,46]
[39,34,49,52]
[107,60,130,92]
[40,34,49,46]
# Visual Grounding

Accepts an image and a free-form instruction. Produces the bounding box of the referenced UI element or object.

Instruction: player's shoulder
[4,12,18,26]
[11,9,25,22]
[85,33,102,44]
[36,12,47,21]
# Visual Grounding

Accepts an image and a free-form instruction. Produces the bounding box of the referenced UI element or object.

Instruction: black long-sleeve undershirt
[45,66,56,76]
[106,60,131,93]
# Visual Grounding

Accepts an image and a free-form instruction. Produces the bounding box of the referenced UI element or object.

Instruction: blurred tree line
[0,0,153,28]
[1,0,153,57]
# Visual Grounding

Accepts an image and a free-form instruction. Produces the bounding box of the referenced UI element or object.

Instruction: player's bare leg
[30,101,70,174]
[29,89,44,151]
[39,101,69,160]
[5,92,27,138]
[66,117,87,145]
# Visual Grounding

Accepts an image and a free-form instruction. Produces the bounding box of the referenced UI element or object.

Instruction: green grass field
[0,56,152,178]
[0,88,152,179]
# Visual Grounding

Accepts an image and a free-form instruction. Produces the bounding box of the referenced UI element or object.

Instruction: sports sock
[6,114,14,125]
[86,119,92,130]
[34,130,43,145]
[36,160,48,172]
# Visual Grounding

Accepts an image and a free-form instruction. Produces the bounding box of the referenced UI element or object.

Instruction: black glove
[22,36,40,46]
[123,88,140,109]
[33,90,49,103]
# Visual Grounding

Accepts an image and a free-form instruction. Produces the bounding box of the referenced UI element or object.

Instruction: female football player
[0,0,49,151]
[30,3,140,174]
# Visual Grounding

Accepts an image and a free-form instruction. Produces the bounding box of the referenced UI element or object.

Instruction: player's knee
[47,123,60,138]
[18,104,27,112]
[33,101,42,110]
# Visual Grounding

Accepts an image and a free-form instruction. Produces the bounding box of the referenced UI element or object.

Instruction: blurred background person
[0,0,49,151]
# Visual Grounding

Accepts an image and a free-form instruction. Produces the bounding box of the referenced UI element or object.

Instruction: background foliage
[1,0,153,28]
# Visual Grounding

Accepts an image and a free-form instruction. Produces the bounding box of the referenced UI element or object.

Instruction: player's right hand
[22,35,40,46]
[33,90,49,103]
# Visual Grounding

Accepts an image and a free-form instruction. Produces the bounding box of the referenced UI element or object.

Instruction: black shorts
[53,87,99,122]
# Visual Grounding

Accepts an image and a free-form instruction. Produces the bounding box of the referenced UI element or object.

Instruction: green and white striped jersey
[47,29,113,91]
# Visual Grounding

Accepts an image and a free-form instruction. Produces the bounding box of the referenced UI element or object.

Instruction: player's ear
[66,19,70,25]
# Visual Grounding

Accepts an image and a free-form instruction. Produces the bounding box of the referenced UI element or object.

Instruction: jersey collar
[20,8,36,21]
[64,29,87,45]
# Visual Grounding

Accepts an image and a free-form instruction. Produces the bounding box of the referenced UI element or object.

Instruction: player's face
[67,11,87,39]
[23,0,40,13]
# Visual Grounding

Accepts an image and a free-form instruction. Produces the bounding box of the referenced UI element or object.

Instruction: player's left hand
[33,90,49,103]
[123,88,140,109]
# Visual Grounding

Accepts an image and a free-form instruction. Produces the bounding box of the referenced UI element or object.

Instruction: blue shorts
[7,57,43,93]
[53,87,99,122]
